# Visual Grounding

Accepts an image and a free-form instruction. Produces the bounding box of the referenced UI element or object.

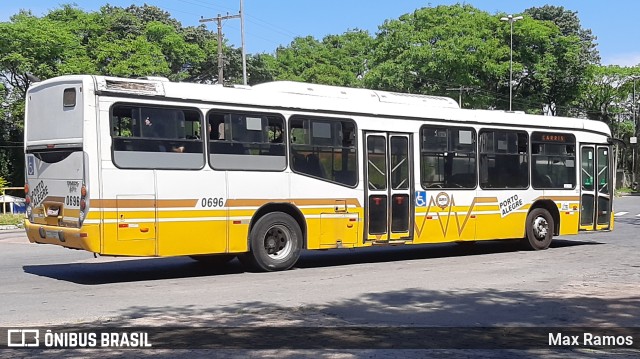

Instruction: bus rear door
[579,144,611,230]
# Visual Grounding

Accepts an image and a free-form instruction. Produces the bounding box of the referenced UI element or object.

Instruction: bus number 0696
[65,195,80,206]
[201,197,224,208]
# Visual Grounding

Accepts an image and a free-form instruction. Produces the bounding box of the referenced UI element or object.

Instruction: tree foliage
[522,5,598,116]
[268,30,373,87]
[0,3,636,184]
[576,65,640,131]
[366,5,509,108]
[358,4,594,113]
[0,4,241,184]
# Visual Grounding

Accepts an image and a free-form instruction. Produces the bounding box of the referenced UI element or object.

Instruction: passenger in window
[271,125,283,143]
[144,117,165,138]
[218,123,225,140]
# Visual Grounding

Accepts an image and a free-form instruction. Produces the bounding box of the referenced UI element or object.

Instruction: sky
[1,0,639,67]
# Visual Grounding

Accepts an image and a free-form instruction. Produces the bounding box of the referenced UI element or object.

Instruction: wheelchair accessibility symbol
[27,156,36,176]
[415,191,427,207]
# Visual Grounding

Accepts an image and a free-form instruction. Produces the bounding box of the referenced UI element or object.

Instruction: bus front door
[579,145,611,230]
[364,132,414,242]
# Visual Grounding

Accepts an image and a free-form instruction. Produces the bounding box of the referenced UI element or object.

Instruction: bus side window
[531,132,576,189]
[289,116,357,186]
[479,129,527,189]
[420,125,476,190]
[110,104,204,169]
[207,110,286,170]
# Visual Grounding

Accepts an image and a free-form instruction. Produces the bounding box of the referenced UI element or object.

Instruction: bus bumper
[24,220,101,253]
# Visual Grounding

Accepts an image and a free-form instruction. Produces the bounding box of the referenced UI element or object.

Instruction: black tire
[189,254,236,266]
[523,208,554,250]
[239,212,302,272]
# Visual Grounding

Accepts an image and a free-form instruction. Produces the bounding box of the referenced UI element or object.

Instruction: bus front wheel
[240,212,302,272]
[523,208,554,250]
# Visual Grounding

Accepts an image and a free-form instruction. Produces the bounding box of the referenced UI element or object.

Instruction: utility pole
[446,86,475,108]
[632,76,638,188]
[500,14,523,111]
[240,0,247,85]
[200,12,241,85]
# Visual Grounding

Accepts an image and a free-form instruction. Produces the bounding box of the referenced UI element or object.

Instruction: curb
[0,225,22,230]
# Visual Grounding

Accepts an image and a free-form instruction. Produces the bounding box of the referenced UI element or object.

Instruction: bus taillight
[24,184,30,205]
[25,183,33,221]
[79,184,88,225]
[80,184,87,210]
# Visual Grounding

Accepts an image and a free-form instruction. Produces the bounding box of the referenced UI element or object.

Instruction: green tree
[0,10,95,95]
[365,4,590,113]
[0,10,96,185]
[507,15,584,115]
[246,53,277,85]
[523,5,599,116]
[270,29,374,87]
[574,65,640,184]
[576,65,635,127]
[0,4,238,185]
[524,5,599,64]
[366,5,508,108]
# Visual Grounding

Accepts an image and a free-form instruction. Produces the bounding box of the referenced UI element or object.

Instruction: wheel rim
[532,216,549,240]
[263,224,293,260]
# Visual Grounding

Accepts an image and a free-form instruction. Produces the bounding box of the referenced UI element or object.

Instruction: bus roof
[252,81,461,109]
[29,75,612,137]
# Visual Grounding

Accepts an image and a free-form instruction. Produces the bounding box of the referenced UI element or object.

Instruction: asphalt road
[1,196,639,357]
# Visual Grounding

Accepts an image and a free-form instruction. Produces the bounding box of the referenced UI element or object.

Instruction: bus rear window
[63,88,76,107]
[31,149,77,164]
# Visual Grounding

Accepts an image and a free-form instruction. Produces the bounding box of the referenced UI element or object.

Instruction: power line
[200,12,242,84]
[177,0,236,13]
[175,0,298,50]
[446,86,476,108]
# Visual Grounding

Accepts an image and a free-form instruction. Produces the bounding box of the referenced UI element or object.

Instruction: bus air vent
[101,79,165,96]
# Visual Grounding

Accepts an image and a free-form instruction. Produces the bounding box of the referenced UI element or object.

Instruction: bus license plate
[45,230,60,240]
[47,207,60,217]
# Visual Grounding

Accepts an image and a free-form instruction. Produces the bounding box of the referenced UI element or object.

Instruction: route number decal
[201,197,224,208]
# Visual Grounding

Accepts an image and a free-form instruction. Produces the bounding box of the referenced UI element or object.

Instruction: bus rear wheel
[523,208,554,250]
[239,212,302,272]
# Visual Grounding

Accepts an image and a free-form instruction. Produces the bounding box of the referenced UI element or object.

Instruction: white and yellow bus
[23,75,614,271]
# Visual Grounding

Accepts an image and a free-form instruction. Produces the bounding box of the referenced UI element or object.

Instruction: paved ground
[1,196,639,357]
